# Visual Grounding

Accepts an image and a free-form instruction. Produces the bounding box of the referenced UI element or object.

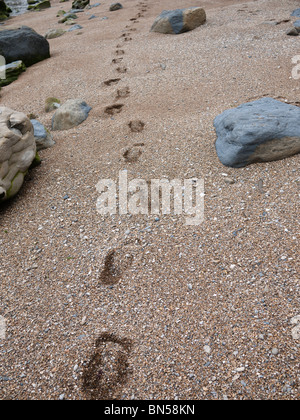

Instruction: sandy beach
[0,0,299,400]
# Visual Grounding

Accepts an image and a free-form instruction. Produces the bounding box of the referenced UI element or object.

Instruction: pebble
[272,348,279,355]
[203,345,211,354]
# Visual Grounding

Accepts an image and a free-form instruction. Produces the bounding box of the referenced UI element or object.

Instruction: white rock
[0,107,36,202]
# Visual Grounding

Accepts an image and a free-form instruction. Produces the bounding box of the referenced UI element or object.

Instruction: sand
[0,0,299,400]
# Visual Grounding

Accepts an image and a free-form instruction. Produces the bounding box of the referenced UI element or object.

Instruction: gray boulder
[31,119,55,151]
[151,7,206,35]
[52,99,91,130]
[214,98,300,168]
[0,26,50,67]
[0,107,36,202]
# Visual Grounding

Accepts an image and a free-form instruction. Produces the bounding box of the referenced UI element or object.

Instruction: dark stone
[214,98,300,167]
[110,3,123,11]
[71,0,89,9]
[0,0,11,20]
[287,27,299,36]
[0,26,50,67]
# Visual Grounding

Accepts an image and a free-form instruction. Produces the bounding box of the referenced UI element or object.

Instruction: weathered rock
[214,98,300,168]
[28,0,51,10]
[0,26,50,67]
[151,7,206,35]
[45,28,66,39]
[71,0,89,9]
[31,119,55,151]
[45,97,61,112]
[110,3,123,11]
[52,99,91,130]
[0,60,26,87]
[58,12,77,23]
[56,9,66,17]
[0,107,36,202]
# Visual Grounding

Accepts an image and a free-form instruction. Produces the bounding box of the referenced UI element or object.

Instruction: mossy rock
[28,0,51,10]
[45,97,61,112]
[30,152,41,169]
[57,9,66,16]
[0,0,11,19]
[0,60,26,87]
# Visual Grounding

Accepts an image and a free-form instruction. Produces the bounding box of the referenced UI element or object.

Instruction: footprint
[104,104,124,116]
[99,248,133,285]
[115,49,125,56]
[122,146,143,163]
[116,66,127,74]
[103,78,121,86]
[82,333,132,400]
[128,120,145,133]
[116,87,130,99]
[112,58,123,64]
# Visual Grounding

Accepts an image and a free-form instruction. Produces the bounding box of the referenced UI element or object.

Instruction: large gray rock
[31,119,55,151]
[214,98,300,168]
[0,26,50,67]
[52,99,91,130]
[151,7,206,35]
[0,107,36,202]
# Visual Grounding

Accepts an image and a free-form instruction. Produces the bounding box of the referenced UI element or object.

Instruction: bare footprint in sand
[122,146,143,163]
[82,333,132,400]
[103,78,121,86]
[104,104,124,116]
[128,120,145,133]
[112,58,123,64]
[99,248,133,285]
[116,87,130,99]
[116,66,127,74]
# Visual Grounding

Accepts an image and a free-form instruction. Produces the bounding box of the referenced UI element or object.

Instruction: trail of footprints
[82,2,150,400]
